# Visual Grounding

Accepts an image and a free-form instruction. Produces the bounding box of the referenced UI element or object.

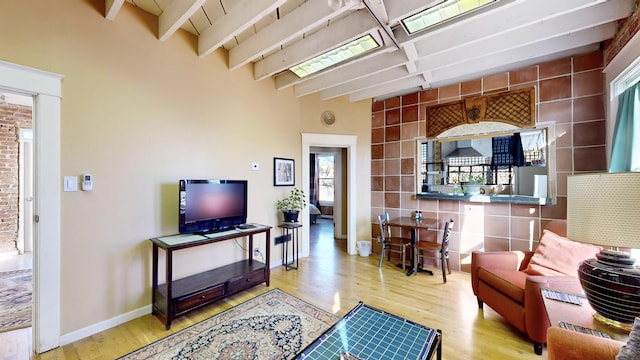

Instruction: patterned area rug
[119,288,339,359]
[0,269,32,333]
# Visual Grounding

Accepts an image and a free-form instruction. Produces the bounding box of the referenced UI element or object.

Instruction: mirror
[417,126,553,200]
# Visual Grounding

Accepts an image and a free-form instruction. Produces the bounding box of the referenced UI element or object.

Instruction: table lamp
[567,172,640,331]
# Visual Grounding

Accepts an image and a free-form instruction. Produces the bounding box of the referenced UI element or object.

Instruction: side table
[279,222,302,271]
[542,287,629,342]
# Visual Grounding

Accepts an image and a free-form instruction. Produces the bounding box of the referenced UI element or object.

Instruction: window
[289,35,380,78]
[402,0,498,35]
[446,158,491,184]
[318,154,335,203]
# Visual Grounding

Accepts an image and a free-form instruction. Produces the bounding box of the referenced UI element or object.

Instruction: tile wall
[371,50,607,272]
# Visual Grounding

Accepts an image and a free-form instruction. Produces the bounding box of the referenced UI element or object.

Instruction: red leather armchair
[547,327,623,360]
[471,220,596,355]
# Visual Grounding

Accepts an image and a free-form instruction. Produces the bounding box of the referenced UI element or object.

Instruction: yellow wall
[0,0,371,334]
[298,93,373,242]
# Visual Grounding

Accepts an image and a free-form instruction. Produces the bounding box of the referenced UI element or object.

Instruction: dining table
[386,216,437,276]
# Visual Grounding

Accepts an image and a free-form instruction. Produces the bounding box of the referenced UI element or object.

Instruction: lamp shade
[567,172,640,330]
[567,172,640,248]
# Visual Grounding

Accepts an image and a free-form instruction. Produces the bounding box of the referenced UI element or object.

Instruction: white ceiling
[106,0,635,102]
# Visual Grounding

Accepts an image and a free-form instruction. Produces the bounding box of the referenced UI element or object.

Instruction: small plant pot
[463,184,481,196]
[283,210,300,223]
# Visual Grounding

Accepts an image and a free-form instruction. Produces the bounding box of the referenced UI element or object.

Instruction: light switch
[63,176,78,192]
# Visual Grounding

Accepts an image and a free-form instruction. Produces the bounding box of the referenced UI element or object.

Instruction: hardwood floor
[3,220,546,359]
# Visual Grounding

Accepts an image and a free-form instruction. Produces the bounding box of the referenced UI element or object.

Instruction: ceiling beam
[345,75,426,102]
[429,24,617,85]
[319,66,410,99]
[198,0,286,58]
[229,1,353,71]
[429,45,600,90]
[343,24,615,101]
[105,0,125,20]
[409,0,632,57]
[364,0,389,21]
[300,0,627,100]
[402,42,418,73]
[362,0,399,49]
[415,0,632,71]
[393,0,610,46]
[384,0,444,25]
[254,9,379,80]
[290,0,621,98]
[159,0,206,42]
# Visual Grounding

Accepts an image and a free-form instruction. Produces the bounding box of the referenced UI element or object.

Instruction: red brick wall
[604,0,640,65]
[371,51,606,272]
[0,103,32,254]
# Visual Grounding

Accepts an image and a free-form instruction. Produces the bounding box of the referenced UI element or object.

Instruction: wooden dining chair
[376,213,411,271]
[414,219,454,283]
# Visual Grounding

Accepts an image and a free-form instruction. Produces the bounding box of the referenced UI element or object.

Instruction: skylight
[289,35,380,78]
[402,0,498,35]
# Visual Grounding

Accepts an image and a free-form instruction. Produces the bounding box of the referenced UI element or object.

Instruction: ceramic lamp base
[592,312,633,332]
[578,250,640,331]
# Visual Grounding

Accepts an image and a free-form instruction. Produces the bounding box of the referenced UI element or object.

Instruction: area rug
[0,269,32,333]
[119,288,339,359]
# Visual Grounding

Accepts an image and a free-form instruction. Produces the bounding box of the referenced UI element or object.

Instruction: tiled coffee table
[296,302,442,360]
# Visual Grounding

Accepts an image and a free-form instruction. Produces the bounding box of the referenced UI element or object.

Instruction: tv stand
[150,225,271,330]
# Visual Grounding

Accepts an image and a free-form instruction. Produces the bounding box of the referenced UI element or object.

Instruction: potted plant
[462,174,485,196]
[276,188,307,222]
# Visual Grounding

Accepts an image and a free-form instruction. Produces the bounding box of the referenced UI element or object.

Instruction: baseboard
[59,304,152,346]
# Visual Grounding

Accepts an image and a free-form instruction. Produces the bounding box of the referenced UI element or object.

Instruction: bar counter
[416,192,551,205]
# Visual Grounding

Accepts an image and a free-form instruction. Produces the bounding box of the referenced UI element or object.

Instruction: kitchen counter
[416,192,551,205]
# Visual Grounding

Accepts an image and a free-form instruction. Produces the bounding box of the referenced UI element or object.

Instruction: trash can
[357,240,371,257]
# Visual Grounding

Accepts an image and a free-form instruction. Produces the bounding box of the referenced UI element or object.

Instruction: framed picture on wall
[274,157,295,186]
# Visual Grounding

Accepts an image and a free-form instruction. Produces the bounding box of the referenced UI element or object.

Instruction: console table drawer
[227,270,265,294]
[176,285,225,313]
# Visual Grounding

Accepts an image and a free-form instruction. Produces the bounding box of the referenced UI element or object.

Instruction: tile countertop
[416,192,552,205]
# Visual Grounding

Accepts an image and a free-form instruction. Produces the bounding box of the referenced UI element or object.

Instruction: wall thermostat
[82,174,93,191]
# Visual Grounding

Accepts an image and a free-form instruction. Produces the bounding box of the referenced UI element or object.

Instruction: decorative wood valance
[426,87,535,138]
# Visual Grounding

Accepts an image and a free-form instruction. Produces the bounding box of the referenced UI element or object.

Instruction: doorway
[302,133,357,257]
[310,148,347,241]
[0,93,33,257]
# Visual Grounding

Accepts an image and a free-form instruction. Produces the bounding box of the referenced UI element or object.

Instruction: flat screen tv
[179,179,248,234]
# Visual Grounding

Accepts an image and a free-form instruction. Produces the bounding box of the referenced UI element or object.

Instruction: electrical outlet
[254,247,260,256]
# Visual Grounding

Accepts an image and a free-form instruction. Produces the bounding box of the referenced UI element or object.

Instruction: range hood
[445,140,484,158]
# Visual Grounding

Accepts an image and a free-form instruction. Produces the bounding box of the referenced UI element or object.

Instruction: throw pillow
[616,317,640,359]
[524,230,600,277]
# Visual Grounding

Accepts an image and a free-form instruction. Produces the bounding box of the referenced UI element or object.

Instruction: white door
[17,128,33,254]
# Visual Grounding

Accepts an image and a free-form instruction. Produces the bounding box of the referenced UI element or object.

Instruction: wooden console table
[150,225,271,329]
